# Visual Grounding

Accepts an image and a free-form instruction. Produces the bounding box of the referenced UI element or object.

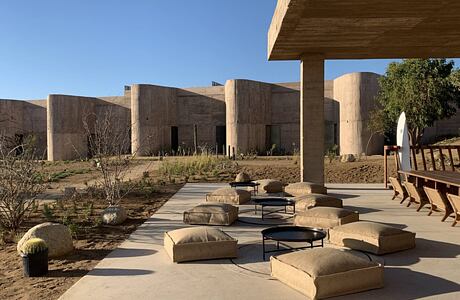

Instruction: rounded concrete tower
[334,72,384,156]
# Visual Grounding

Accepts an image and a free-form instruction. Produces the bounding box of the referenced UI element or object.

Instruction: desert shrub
[83,110,133,206]
[159,154,235,181]
[0,136,46,232]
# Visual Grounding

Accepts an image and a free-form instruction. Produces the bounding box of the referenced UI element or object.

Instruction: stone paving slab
[60,183,460,300]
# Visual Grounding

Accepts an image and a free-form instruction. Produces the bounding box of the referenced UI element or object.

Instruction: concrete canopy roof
[268,0,460,60]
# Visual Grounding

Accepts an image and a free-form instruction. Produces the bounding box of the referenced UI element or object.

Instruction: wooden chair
[403,181,430,211]
[446,194,460,227]
[423,186,454,222]
[388,177,408,204]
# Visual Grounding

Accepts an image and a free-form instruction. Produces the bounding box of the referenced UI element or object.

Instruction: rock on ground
[102,205,127,225]
[17,222,74,258]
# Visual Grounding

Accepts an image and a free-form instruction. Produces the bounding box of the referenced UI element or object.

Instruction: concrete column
[300,56,325,184]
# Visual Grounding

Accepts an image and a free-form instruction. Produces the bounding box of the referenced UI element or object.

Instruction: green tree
[373,59,460,146]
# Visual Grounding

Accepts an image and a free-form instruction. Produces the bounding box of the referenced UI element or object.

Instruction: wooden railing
[384,144,460,188]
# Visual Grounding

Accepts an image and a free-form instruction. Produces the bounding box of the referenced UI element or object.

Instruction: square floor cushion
[294,207,359,230]
[271,248,384,299]
[206,187,251,205]
[164,226,238,263]
[285,182,327,197]
[329,221,416,255]
[183,203,238,226]
[255,179,284,193]
[294,194,343,212]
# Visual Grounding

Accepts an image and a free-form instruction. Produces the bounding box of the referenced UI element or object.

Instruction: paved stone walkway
[60,183,460,300]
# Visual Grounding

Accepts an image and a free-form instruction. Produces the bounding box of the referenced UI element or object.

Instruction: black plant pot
[21,249,48,277]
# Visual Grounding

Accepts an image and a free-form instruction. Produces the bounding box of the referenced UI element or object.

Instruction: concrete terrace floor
[60,183,460,300]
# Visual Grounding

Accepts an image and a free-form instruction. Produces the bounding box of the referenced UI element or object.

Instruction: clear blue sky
[0,0,458,100]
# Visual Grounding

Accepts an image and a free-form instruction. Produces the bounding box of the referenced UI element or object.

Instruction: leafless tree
[0,135,46,232]
[83,110,133,206]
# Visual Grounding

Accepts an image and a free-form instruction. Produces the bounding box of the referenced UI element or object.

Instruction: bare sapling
[0,135,46,234]
[83,110,133,211]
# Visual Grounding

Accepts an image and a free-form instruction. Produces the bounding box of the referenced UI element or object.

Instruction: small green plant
[67,223,79,239]
[47,168,90,182]
[20,238,48,254]
[42,204,55,221]
[81,201,94,220]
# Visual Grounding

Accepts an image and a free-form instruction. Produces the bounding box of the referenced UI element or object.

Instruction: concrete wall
[225,79,272,155]
[226,79,339,155]
[334,72,384,155]
[47,94,130,161]
[176,86,225,150]
[0,99,47,156]
[132,84,226,156]
[131,84,178,156]
[7,71,460,162]
[423,112,460,143]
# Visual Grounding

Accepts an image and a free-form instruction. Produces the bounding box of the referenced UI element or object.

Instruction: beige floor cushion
[183,203,238,226]
[235,172,251,182]
[271,248,384,299]
[285,182,327,196]
[255,179,284,193]
[294,207,359,229]
[164,227,238,263]
[329,221,416,255]
[295,194,343,212]
[206,187,251,205]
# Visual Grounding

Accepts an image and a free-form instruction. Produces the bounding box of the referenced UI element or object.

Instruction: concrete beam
[300,55,324,184]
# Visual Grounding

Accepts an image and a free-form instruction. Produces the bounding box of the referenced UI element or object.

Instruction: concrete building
[0,72,457,161]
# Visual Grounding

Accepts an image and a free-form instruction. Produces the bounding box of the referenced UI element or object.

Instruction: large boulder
[235,172,251,183]
[17,222,73,258]
[102,205,127,225]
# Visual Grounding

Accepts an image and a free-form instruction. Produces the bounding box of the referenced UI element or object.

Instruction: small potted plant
[20,238,49,277]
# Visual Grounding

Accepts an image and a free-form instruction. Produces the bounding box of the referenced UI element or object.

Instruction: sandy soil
[234,155,398,184]
[0,183,182,300]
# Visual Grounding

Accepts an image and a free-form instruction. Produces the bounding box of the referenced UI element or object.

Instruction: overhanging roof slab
[268,0,460,60]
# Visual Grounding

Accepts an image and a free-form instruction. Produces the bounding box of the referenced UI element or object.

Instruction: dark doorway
[216,126,226,154]
[171,126,179,153]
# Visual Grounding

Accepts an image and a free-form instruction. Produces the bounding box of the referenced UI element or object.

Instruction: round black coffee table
[261,226,326,260]
[253,197,295,219]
